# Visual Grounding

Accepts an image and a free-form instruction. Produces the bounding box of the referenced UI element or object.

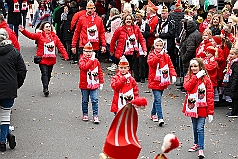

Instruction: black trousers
[231,98,238,115]
[124,55,135,72]
[39,64,53,90]
[65,40,72,60]
[133,55,146,80]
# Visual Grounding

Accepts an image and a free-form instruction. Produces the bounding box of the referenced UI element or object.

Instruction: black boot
[0,143,6,152]
[7,133,16,149]
[43,89,49,97]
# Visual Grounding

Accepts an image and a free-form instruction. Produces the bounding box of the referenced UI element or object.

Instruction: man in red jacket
[71,0,106,59]
[0,15,20,51]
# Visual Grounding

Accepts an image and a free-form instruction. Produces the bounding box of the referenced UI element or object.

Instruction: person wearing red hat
[145,0,159,51]
[182,58,214,159]
[110,55,139,114]
[71,0,106,58]
[79,41,104,123]
[196,29,213,58]
[202,46,218,89]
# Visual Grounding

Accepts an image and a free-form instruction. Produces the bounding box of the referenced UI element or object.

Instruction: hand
[110,52,114,56]
[101,46,106,53]
[99,84,103,90]
[196,70,206,79]
[208,115,213,123]
[124,73,131,79]
[155,33,159,38]
[19,25,24,31]
[91,52,95,60]
[171,76,176,84]
[144,51,147,57]
[71,48,76,54]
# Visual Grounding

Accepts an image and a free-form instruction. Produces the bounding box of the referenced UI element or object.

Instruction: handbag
[34,56,42,64]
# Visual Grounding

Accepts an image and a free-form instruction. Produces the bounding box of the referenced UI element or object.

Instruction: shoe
[0,143,6,152]
[43,89,49,97]
[181,88,186,93]
[71,61,78,64]
[219,101,232,107]
[188,144,198,152]
[158,119,164,127]
[227,112,238,118]
[82,115,89,121]
[214,102,220,107]
[176,83,183,86]
[7,133,16,149]
[140,79,145,83]
[107,64,117,71]
[198,150,205,158]
[93,116,100,124]
[150,115,158,122]
[228,106,232,110]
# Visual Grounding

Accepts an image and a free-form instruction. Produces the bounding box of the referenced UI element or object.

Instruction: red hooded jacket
[110,71,139,113]
[182,75,214,117]
[21,29,68,65]
[110,25,147,60]
[79,55,104,89]
[0,21,20,51]
[147,50,177,90]
[72,12,106,50]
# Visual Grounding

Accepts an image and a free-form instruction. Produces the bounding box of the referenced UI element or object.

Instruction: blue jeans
[8,24,19,38]
[191,117,206,150]
[151,90,164,119]
[81,89,98,117]
[0,98,14,143]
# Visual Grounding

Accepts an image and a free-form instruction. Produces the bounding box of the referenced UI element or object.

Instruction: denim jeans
[191,117,206,150]
[8,24,19,38]
[0,98,14,143]
[151,90,164,119]
[81,89,98,117]
[39,64,53,90]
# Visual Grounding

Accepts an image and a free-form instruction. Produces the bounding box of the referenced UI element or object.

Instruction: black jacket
[170,11,184,38]
[153,15,176,54]
[181,20,202,69]
[61,7,78,41]
[6,0,22,25]
[0,44,27,99]
[224,61,238,98]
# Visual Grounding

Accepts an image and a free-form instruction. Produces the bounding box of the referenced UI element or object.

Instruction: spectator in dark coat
[0,28,27,152]
[5,0,23,38]
[181,20,202,74]
[103,0,116,28]
[54,0,65,45]
[61,1,78,60]
[0,0,7,18]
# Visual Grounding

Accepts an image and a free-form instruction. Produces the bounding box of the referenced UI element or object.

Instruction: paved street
[1,26,238,159]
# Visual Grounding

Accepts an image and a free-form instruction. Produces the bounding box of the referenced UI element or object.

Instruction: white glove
[91,52,95,60]
[124,73,131,79]
[99,84,103,90]
[208,115,213,123]
[171,76,176,84]
[196,70,206,79]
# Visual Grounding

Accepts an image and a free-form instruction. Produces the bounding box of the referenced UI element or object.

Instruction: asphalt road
[1,26,238,159]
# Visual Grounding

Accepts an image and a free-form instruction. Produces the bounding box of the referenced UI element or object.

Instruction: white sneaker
[93,116,100,124]
[107,64,117,71]
[158,119,164,127]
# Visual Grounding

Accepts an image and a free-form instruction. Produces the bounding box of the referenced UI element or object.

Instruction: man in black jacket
[153,5,176,67]
[0,28,27,152]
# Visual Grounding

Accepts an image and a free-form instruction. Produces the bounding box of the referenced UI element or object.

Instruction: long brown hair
[38,21,53,31]
[122,14,134,26]
[186,58,209,82]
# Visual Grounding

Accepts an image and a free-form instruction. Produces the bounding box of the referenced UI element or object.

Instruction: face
[202,33,209,40]
[161,12,168,20]
[154,41,164,52]
[223,11,230,19]
[83,50,93,58]
[43,23,52,33]
[125,15,132,26]
[118,66,129,75]
[146,8,152,16]
[207,13,212,21]
[212,17,219,25]
[229,51,238,60]
[135,15,142,23]
[64,6,68,12]
[225,4,231,10]
[206,52,213,58]
[86,7,96,15]
[190,63,200,74]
